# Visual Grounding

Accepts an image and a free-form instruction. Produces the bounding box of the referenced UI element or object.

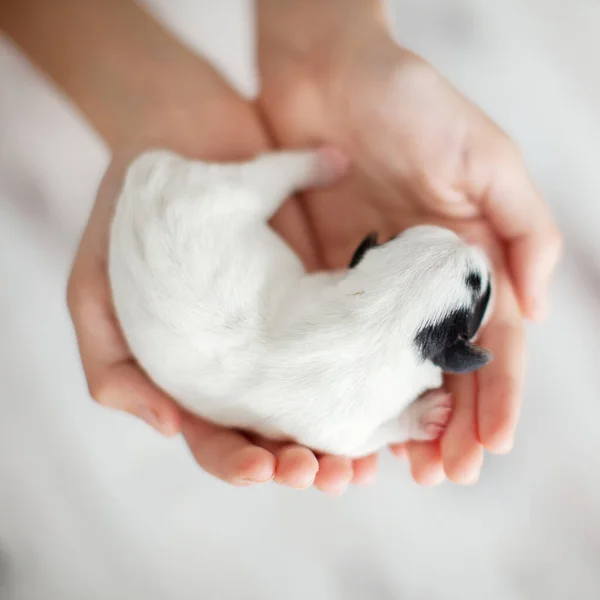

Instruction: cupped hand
[258,7,562,485]
[66,59,375,494]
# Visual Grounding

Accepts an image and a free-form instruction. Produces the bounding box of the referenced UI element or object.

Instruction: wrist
[115,61,269,166]
[257,0,391,91]
[257,0,409,144]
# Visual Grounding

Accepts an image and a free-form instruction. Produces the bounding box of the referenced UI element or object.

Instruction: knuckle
[87,377,112,406]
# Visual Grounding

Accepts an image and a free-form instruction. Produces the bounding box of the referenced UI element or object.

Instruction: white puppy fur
[109,148,493,458]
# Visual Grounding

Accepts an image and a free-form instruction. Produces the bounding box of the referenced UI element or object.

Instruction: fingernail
[239,474,274,485]
[236,478,261,486]
[390,446,408,460]
[326,483,348,497]
[278,474,316,490]
[496,437,514,455]
[240,465,275,485]
[463,469,481,485]
[356,473,376,487]
[137,406,163,432]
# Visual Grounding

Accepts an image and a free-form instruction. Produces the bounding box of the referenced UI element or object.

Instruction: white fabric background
[1,1,600,598]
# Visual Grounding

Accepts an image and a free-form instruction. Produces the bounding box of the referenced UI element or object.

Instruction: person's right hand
[256,0,563,485]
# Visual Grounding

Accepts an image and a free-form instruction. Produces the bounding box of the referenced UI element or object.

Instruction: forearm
[0,0,219,151]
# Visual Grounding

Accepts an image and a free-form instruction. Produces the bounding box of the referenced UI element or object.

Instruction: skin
[257,0,562,486]
[0,0,377,494]
[0,0,561,495]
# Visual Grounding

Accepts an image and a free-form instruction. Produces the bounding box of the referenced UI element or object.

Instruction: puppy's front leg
[400,390,453,442]
[350,391,453,457]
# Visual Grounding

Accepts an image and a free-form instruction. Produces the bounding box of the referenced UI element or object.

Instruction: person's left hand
[257,0,562,486]
[66,52,377,495]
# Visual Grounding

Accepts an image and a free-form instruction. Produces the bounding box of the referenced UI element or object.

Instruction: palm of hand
[262,45,541,484]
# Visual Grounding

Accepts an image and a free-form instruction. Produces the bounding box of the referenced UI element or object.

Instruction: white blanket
[1,1,599,598]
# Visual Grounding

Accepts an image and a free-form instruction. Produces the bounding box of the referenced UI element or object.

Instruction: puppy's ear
[349,232,378,268]
[415,310,493,374]
[431,339,492,373]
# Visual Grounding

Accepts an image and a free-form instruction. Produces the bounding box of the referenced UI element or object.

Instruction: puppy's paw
[406,390,453,442]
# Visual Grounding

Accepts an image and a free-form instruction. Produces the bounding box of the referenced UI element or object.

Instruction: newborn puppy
[109,148,493,458]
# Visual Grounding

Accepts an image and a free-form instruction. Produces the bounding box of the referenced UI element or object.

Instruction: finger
[181,415,276,485]
[406,441,445,486]
[389,443,408,460]
[508,230,562,321]
[351,454,379,486]
[477,268,526,453]
[313,455,354,496]
[68,261,181,435]
[441,373,484,484]
[480,138,562,320]
[273,445,320,489]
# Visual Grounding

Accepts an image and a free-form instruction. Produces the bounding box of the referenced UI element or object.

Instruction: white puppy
[109,148,493,458]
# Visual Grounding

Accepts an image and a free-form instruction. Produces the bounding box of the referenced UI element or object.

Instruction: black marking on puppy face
[468,279,491,338]
[415,279,493,374]
[466,271,482,293]
[349,232,379,268]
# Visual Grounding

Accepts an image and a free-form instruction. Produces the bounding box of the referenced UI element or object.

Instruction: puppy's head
[345,225,493,374]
